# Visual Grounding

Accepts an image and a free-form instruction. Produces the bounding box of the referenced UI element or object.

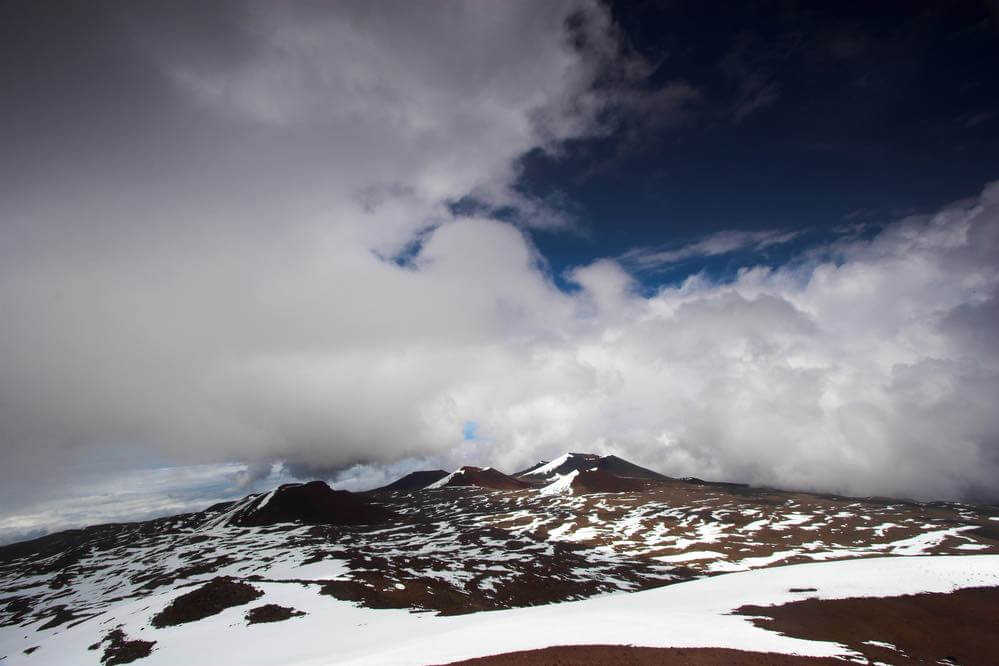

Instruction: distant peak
[428,466,529,491]
[515,452,668,482]
[204,480,393,528]
[370,469,448,492]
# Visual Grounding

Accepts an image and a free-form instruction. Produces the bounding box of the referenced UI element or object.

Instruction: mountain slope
[569,468,649,493]
[3,457,999,665]
[371,470,449,492]
[428,466,530,490]
[516,453,669,482]
[206,481,395,528]
[513,460,549,477]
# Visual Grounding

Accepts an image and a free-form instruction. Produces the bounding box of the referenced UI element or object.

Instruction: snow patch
[528,453,573,477]
[539,470,578,496]
[427,468,465,489]
[256,488,278,510]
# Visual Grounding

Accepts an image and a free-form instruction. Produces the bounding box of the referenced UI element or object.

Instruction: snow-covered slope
[425,466,528,490]
[538,470,578,496]
[3,458,998,665]
[202,481,393,528]
[2,555,998,665]
[515,452,668,482]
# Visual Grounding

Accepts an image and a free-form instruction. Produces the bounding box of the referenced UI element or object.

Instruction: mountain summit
[515,452,669,482]
[372,453,670,493]
[371,470,449,492]
[426,466,530,491]
[206,481,395,528]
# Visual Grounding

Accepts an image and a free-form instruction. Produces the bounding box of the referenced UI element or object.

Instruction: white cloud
[340,183,999,502]
[1,0,997,541]
[621,229,803,270]
[0,462,290,545]
[148,0,641,234]
[0,0,676,513]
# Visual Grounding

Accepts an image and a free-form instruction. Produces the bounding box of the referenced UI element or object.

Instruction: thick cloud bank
[1,1,997,513]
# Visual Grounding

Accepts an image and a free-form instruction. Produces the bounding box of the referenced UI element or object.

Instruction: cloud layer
[1,1,997,525]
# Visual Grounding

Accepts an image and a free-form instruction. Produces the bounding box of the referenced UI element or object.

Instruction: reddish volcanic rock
[245,603,306,624]
[737,586,999,666]
[571,468,648,493]
[441,467,531,491]
[151,577,262,627]
[440,645,842,665]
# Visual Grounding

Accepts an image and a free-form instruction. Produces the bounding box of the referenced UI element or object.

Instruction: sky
[1,0,998,543]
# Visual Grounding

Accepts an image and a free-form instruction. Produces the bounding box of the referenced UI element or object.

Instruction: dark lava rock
[245,603,305,624]
[234,481,395,527]
[371,470,449,492]
[513,460,549,477]
[1,596,33,627]
[516,453,668,482]
[151,577,262,627]
[97,628,156,665]
[597,454,669,481]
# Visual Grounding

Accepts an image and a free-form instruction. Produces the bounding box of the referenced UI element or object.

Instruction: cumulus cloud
[346,184,999,503]
[0,0,675,510]
[1,0,997,535]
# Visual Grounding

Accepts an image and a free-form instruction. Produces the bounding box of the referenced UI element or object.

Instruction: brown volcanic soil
[571,468,649,493]
[446,467,531,490]
[236,481,395,526]
[151,577,262,627]
[441,645,841,665]
[245,603,305,624]
[92,628,156,665]
[737,586,999,665]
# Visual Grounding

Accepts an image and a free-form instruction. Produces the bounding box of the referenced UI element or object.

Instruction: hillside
[2,453,998,664]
